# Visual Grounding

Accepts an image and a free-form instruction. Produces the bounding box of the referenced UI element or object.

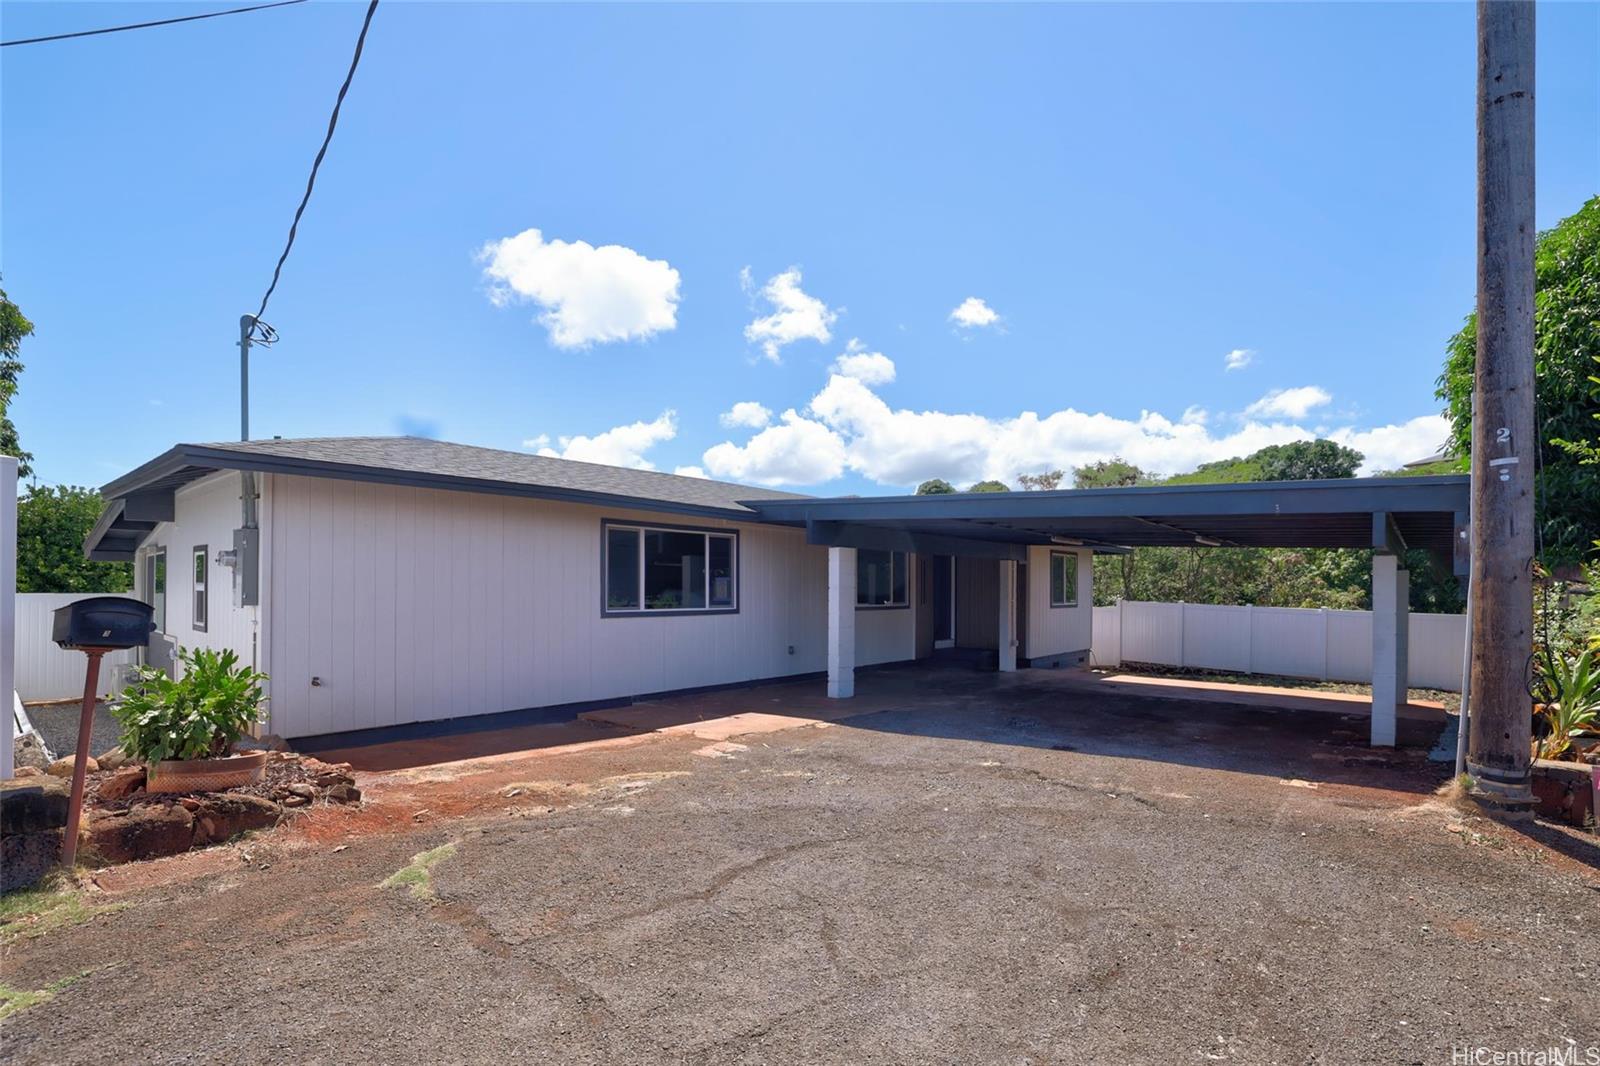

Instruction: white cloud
[1243,386,1332,420]
[742,267,837,362]
[830,339,896,386]
[949,297,1000,329]
[719,401,772,429]
[480,228,680,349]
[696,353,1444,489]
[1330,415,1452,474]
[1224,348,1255,371]
[672,465,708,479]
[528,410,676,470]
[701,410,849,486]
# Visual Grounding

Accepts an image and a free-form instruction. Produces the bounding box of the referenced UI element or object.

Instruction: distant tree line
[916,439,1463,614]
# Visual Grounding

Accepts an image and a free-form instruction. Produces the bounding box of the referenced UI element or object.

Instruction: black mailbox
[51,597,156,651]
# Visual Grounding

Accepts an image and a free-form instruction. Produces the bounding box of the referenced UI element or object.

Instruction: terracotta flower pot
[146,751,268,794]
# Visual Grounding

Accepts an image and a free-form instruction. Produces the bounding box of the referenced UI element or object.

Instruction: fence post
[1178,602,1187,669]
[1244,603,1254,675]
[1320,607,1330,681]
[1114,598,1124,667]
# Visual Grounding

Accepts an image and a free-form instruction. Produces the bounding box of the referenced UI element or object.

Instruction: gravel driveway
[3,672,1596,1064]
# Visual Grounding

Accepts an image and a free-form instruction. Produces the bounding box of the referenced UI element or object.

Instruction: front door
[932,555,955,647]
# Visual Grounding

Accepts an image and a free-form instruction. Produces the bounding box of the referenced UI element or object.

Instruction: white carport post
[997,559,1017,673]
[1370,553,1409,747]
[827,546,856,698]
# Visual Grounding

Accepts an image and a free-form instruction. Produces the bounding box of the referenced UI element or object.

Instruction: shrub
[1533,647,1600,762]
[112,648,267,763]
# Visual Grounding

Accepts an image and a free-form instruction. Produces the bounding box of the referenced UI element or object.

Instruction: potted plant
[112,647,271,793]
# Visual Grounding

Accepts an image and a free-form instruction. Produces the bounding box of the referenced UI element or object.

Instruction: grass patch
[0,971,92,1022]
[0,880,126,947]
[380,843,457,900]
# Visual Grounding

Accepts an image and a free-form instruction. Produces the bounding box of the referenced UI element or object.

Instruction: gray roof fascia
[102,444,771,522]
[743,475,1470,524]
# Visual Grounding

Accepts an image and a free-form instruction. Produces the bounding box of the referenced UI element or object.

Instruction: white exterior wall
[854,550,918,668]
[262,475,914,738]
[134,472,261,669]
[1024,546,1092,661]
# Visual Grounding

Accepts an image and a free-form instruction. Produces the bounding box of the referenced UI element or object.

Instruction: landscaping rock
[191,793,281,846]
[2,775,72,835]
[46,756,98,779]
[13,732,50,771]
[286,783,317,800]
[281,794,310,808]
[98,766,147,802]
[13,766,42,778]
[2,830,61,893]
[3,773,71,890]
[325,782,362,805]
[96,747,131,771]
[234,734,290,753]
[87,805,194,864]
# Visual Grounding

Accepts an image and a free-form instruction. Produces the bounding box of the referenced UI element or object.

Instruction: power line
[1,0,308,48]
[249,0,379,337]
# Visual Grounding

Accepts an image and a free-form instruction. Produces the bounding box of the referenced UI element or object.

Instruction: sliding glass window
[856,549,908,608]
[604,523,738,615]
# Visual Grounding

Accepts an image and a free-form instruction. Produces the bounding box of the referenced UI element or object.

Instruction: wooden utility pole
[1466,0,1536,808]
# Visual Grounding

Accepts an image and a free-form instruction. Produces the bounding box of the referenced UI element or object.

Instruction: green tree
[1437,195,1600,564]
[1253,439,1365,481]
[1073,458,1146,489]
[966,480,1009,493]
[916,478,956,495]
[1163,456,1263,484]
[0,285,36,478]
[1017,469,1065,491]
[17,485,132,593]
[1090,440,1462,613]
[1550,354,1600,468]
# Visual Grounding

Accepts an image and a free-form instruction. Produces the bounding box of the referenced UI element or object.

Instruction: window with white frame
[856,549,908,608]
[192,545,208,632]
[1049,551,1078,608]
[145,548,167,632]
[604,522,737,614]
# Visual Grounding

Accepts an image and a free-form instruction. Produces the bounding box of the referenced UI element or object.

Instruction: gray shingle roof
[106,436,809,516]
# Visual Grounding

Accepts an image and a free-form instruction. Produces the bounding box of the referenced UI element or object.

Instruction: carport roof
[741,475,1470,567]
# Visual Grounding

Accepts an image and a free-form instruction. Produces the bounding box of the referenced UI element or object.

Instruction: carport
[744,474,1470,747]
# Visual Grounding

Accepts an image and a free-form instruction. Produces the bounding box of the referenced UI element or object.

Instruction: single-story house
[85,437,1469,746]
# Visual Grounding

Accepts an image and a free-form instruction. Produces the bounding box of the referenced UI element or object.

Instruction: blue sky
[5,1,1597,493]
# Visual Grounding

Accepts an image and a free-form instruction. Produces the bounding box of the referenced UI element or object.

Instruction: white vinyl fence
[1091,601,1466,692]
[14,593,137,702]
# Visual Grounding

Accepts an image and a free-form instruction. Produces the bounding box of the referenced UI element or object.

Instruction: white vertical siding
[1089,600,1465,692]
[263,476,904,738]
[1023,547,1092,660]
[135,472,260,670]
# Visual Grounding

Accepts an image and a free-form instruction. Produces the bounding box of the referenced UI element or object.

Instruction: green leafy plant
[1533,646,1600,761]
[112,647,267,763]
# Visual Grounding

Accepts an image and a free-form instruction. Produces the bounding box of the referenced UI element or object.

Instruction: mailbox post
[51,597,155,868]
[60,647,111,867]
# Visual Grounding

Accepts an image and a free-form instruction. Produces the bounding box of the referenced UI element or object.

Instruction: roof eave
[100,443,768,524]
